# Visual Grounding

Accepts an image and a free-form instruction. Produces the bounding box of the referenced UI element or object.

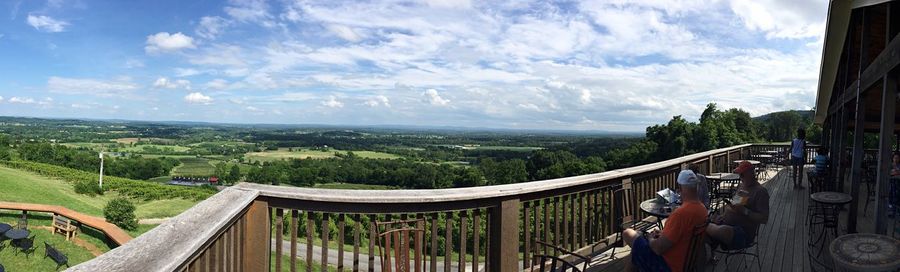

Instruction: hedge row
[0,160,215,201]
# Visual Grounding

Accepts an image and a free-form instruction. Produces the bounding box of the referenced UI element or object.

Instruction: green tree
[104,198,137,231]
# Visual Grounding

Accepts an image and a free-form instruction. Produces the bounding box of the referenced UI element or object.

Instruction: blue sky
[0,0,828,131]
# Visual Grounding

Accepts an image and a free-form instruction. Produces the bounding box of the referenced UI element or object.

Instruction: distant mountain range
[752,110,814,122]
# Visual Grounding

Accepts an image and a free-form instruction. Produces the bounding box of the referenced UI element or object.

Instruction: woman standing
[789,128,806,189]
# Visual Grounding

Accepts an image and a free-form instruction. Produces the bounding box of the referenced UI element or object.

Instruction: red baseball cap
[734,160,754,174]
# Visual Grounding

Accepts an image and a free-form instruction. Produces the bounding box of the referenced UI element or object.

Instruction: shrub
[74,180,103,196]
[104,197,137,231]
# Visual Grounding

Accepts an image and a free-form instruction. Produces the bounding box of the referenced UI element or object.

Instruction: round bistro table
[830,233,900,271]
[4,229,29,240]
[811,192,853,205]
[0,223,10,235]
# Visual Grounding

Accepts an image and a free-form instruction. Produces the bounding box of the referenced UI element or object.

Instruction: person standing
[789,128,807,188]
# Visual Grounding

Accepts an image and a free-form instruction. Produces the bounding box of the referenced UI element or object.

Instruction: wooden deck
[0,201,132,245]
[586,166,869,272]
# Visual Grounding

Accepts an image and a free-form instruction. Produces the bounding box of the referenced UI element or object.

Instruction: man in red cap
[706,160,770,250]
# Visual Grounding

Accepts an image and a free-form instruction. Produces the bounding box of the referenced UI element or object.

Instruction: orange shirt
[661,200,708,272]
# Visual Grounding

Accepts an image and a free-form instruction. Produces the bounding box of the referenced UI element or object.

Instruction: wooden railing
[69,143,799,272]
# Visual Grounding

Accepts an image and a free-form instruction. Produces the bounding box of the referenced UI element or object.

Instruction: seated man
[812,147,829,176]
[706,160,770,250]
[622,170,708,272]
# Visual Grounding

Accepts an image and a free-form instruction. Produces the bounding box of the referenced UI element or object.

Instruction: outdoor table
[640,199,679,229]
[4,229,29,240]
[811,191,853,205]
[829,233,900,272]
[754,154,773,160]
[0,223,10,235]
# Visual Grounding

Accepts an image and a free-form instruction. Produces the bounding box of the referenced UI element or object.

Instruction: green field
[0,166,197,220]
[170,157,216,176]
[246,148,401,163]
[313,183,397,190]
[120,144,192,153]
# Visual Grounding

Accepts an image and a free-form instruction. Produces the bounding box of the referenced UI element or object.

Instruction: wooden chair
[532,240,590,272]
[375,219,425,272]
[52,215,78,241]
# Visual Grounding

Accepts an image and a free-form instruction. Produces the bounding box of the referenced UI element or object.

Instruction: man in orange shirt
[622,170,709,272]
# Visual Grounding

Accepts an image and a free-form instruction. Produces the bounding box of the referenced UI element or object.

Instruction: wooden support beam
[242,200,270,272]
[875,69,897,235]
[830,22,900,114]
[876,3,897,234]
[488,198,519,272]
[848,96,867,233]
[838,107,850,191]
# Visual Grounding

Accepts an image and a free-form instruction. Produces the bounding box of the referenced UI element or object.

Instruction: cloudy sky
[0,0,828,131]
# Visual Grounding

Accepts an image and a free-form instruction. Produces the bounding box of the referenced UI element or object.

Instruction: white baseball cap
[677,170,698,185]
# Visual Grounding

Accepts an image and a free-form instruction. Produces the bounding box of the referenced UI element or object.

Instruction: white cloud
[424,89,449,106]
[326,25,363,42]
[729,0,828,39]
[425,0,472,9]
[70,103,92,109]
[9,97,36,104]
[153,77,191,90]
[145,32,196,54]
[124,59,144,68]
[0,96,4,102]
[205,79,230,90]
[47,76,138,97]
[364,95,390,107]
[174,68,202,77]
[184,92,213,104]
[321,95,344,108]
[196,16,229,39]
[26,14,68,32]
[225,0,272,25]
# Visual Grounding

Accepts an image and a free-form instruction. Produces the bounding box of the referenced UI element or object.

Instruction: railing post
[242,200,270,271]
[707,155,714,174]
[489,198,519,272]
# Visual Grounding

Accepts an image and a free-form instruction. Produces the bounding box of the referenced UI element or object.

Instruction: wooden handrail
[68,143,799,272]
[0,201,132,246]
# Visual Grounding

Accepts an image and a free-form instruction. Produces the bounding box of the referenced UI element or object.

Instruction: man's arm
[649,234,674,255]
[727,203,768,224]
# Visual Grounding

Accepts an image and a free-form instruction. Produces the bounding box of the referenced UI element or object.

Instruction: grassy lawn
[170,157,215,176]
[0,212,111,271]
[247,148,401,163]
[0,166,199,220]
[271,253,340,272]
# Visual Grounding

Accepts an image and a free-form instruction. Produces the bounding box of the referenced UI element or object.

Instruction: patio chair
[532,240,590,272]
[14,235,35,258]
[608,187,657,259]
[16,217,27,230]
[44,242,69,270]
[683,223,708,272]
[375,219,425,272]
[711,233,761,270]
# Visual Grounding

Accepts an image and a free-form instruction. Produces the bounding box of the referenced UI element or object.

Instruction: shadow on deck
[585,167,844,272]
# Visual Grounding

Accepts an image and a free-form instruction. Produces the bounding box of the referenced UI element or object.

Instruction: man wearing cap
[706,160,770,250]
[621,170,708,272]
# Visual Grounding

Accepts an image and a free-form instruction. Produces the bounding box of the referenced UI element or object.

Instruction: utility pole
[99,152,104,190]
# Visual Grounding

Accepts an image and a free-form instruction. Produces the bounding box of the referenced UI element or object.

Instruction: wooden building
[814,0,900,234]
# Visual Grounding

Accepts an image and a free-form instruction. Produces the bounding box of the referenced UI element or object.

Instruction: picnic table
[829,233,900,271]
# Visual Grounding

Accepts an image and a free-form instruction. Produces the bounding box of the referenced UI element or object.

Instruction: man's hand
[649,229,661,239]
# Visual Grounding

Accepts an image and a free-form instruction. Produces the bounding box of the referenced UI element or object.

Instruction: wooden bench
[44,242,69,270]
[52,215,78,241]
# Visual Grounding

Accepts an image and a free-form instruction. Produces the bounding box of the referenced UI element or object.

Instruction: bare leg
[705,223,735,247]
[622,229,640,272]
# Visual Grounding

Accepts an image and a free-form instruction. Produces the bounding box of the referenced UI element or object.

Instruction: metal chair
[375,219,425,272]
[532,240,590,272]
[684,223,709,272]
[609,187,657,259]
[16,217,26,230]
[712,233,761,270]
[14,235,35,258]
